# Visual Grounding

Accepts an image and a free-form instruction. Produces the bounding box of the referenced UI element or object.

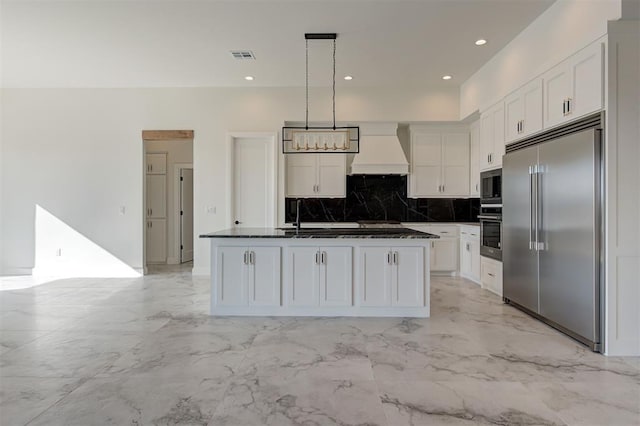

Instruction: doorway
[227,133,277,228]
[142,130,194,270]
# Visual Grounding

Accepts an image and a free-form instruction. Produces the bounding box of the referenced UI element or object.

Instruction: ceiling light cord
[332,39,336,130]
[305,39,309,130]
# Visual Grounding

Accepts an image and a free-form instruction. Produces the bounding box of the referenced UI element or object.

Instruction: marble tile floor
[0,268,638,426]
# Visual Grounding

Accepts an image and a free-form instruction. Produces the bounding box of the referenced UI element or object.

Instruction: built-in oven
[480,169,502,205]
[479,205,502,261]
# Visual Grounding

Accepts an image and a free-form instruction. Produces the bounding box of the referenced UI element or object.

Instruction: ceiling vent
[230,50,256,60]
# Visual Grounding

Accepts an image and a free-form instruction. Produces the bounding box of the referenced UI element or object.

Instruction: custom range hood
[350,124,409,174]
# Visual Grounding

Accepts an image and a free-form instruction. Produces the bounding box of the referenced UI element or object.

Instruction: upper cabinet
[542,41,603,129]
[146,153,167,175]
[469,120,480,196]
[409,127,470,198]
[286,154,346,198]
[480,101,505,171]
[504,78,543,144]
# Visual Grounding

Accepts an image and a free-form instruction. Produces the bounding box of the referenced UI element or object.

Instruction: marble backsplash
[285,175,480,223]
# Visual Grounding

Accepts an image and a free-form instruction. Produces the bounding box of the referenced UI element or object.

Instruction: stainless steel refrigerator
[503,114,603,351]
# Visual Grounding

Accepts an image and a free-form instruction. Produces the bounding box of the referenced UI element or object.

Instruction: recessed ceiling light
[344,75,353,81]
[244,76,254,81]
[442,75,452,80]
[475,39,487,46]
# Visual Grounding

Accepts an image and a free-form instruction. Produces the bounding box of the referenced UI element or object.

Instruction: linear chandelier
[283,33,359,154]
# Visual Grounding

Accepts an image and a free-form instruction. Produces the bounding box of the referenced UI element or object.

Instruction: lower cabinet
[286,246,352,307]
[216,246,281,306]
[429,239,458,272]
[481,256,503,297]
[459,226,481,284]
[146,219,167,264]
[359,246,425,307]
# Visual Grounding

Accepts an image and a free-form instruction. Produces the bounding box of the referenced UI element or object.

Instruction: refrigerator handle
[529,166,535,250]
[536,165,543,251]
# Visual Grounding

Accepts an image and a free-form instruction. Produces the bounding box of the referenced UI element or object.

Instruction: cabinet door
[391,247,424,307]
[442,133,470,196]
[410,133,442,197]
[358,247,391,306]
[146,174,166,218]
[319,247,352,306]
[492,103,505,167]
[570,42,603,119]
[469,121,480,196]
[479,111,494,170]
[146,219,167,263]
[216,246,247,306]
[146,153,167,174]
[504,90,523,144]
[521,79,543,138]
[248,247,281,306]
[286,154,317,198]
[317,154,346,197]
[459,237,472,276]
[431,239,458,272]
[287,247,320,306]
[543,62,571,129]
[470,239,481,282]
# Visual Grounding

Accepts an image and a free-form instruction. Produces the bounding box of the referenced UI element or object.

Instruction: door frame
[171,163,193,264]
[226,132,278,228]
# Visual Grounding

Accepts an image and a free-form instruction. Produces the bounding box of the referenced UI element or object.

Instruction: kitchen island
[200,227,439,317]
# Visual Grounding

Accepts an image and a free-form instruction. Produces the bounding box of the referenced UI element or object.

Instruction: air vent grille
[230,51,256,60]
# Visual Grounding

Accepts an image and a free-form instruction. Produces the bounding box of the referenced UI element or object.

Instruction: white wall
[0,85,459,275]
[144,139,193,265]
[460,0,621,117]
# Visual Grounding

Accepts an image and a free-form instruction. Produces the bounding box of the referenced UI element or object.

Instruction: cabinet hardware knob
[235,220,240,225]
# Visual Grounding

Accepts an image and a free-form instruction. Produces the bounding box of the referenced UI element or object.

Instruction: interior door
[180,168,194,263]
[502,145,539,312]
[538,129,599,342]
[233,137,274,227]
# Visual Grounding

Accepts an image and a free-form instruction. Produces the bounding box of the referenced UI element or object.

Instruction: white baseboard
[191,266,210,277]
[166,257,180,265]
[1,267,34,276]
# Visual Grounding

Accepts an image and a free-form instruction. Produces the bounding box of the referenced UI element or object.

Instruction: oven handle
[478,215,502,221]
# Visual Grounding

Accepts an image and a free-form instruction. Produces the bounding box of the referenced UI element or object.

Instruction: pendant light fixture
[283,33,359,154]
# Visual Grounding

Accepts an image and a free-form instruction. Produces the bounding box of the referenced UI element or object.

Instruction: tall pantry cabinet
[146,153,167,264]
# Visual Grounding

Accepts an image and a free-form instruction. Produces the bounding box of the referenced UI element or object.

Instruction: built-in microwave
[480,169,502,205]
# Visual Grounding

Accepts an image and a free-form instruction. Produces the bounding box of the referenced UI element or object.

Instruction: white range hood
[350,134,409,175]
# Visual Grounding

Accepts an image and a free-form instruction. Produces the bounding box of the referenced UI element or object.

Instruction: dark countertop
[200,227,440,239]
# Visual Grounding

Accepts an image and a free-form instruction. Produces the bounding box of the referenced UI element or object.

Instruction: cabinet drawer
[459,225,480,238]
[481,257,503,297]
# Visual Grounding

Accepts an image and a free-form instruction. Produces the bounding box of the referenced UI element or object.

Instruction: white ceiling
[0,0,555,88]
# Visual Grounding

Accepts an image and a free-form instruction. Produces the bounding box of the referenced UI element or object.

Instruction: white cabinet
[287,246,352,307]
[481,256,503,297]
[543,41,603,129]
[504,79,543,144]
[146,219,167,264]
[403,224,458,273]
[459,226,480,284]
[429,239,458,272]
[358,246,424,307]
[146,153,167,175]
[146,174,166,219]
[286,154,346,198]
[216,246,281,306]
[409,129,470,197]
[146,152,167,264]
[469,120,480,197]
[480,101,505,171]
